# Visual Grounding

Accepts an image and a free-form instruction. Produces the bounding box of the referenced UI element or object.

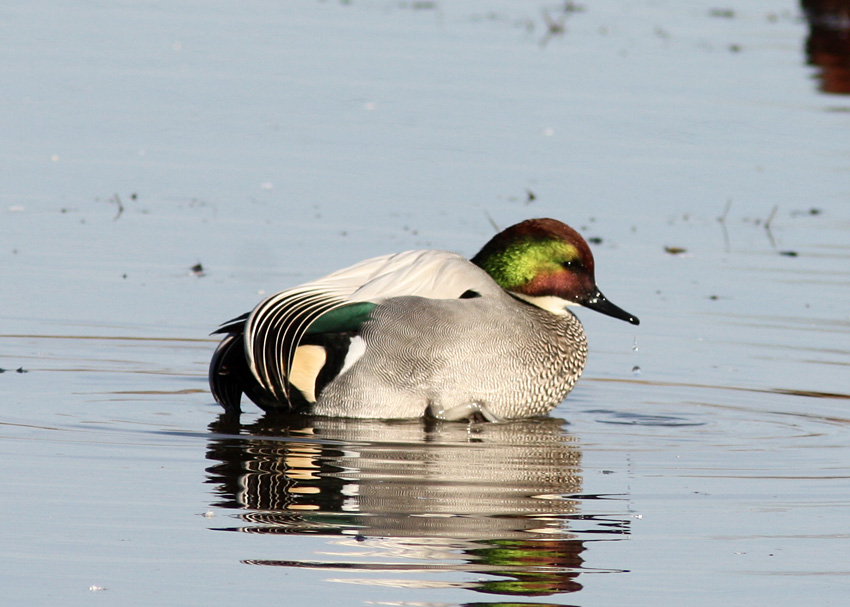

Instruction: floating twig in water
[111,194,124,221]
[540,10,567,47]
[717,199,732,224]
[717,199,732,252]
[764,205,778,231]
[790,207,822,217]
[708,8,735,18]
[764,204,778,249]
[484,210,501,233]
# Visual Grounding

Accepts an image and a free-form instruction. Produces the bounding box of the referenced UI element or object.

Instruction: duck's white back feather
[308,250,502,300]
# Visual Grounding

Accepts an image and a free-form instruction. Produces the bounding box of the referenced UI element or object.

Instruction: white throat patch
[512,293,574,316]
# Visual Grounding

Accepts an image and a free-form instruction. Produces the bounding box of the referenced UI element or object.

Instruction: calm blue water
[2,1,849,605]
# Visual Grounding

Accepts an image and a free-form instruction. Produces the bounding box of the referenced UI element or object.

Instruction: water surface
[2,1,849,605]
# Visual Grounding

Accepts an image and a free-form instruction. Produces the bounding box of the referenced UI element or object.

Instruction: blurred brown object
[802,0,850,94]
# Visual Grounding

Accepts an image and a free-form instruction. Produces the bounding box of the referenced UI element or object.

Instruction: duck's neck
[510,292,574,316]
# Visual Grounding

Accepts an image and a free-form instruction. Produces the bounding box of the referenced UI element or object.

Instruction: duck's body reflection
[206,414,629,597]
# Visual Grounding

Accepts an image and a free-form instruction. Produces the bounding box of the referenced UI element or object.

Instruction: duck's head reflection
[206,414,629,597]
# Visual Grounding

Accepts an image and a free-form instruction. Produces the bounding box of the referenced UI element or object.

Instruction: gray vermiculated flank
[313,289,588,419]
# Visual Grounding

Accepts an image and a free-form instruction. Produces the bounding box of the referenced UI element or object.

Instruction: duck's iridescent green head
[472,218,639,325]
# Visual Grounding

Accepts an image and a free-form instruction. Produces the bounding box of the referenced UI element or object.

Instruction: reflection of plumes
[207,415,582,539]
[802,0,850,94]
[205,414,629,596]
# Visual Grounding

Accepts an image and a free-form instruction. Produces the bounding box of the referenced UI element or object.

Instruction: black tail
[209,333,247,414]
[210,323,298,414]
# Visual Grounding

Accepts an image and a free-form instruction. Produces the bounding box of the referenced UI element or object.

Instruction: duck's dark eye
[561,260,577,269]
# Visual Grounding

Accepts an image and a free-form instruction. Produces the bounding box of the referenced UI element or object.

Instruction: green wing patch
[306,302,376,335]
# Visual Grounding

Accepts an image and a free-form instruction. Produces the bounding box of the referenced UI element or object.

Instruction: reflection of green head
[470,538,585,597]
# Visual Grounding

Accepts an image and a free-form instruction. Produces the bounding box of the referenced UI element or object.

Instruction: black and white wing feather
[242,249,502,404]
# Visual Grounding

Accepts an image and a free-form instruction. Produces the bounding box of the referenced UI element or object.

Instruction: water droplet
[632,365,641,376]
[632,337,639,352]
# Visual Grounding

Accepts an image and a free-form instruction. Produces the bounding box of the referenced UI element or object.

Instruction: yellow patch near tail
[289,345,327,403]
